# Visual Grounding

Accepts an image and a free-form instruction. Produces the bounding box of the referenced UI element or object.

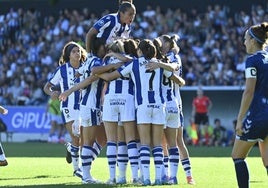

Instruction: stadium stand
[0,0,267,106]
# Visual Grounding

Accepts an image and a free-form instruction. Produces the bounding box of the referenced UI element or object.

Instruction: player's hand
[51,91,60,100]
[59,91,71,102]
[146,62,159,71]
[113,62,124,69]
[103,52,114,61]
[75,71,82,78]
[235,119,243,136]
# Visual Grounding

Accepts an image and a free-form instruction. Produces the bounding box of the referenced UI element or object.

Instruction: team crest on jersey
[97,20,105,27]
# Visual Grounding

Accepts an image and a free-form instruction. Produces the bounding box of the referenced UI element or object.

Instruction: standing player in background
[232,22,268,188]
[43,41,87,178]
[46,97,65,143]
[85,2,136,53]
[192,88,212,143]
[0,105,8,166]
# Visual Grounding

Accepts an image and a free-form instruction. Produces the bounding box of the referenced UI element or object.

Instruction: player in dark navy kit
[231,22,268,188]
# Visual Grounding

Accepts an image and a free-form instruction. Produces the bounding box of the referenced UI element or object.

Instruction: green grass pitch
[0,142,267,187]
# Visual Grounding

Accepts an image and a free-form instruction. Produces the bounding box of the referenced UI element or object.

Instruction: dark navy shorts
[238,120,268,142]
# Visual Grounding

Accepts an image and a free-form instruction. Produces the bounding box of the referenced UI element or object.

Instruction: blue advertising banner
[0,106,51,133]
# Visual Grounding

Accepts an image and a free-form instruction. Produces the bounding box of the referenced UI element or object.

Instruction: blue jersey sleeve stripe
[60,65,68,108]
[159,68,165,104]
[73,68,80,110]
[97,14,116,42]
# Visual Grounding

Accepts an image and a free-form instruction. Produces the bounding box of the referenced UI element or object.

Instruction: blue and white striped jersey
[168,51,183,99]
[105,56,134,95]
[119,56,172,106]
[93,13,130,45]
[245,50,268,121]
[161,51,182,102]
[80,56,104,109]
[49,62,82,110]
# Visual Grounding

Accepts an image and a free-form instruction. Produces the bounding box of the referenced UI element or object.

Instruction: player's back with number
[119,40,172,107]
[130,57,165,106]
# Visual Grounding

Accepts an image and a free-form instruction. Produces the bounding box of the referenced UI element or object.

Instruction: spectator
[45,97,65,143]
[7,78,23,105]
[211,118,227,147]
[0,3,267,105]
[26,82,46,105]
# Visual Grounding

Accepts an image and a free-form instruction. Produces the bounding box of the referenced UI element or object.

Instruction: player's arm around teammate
[99,39,173,185]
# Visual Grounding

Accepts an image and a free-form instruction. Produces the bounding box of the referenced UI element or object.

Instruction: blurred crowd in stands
[184,118,237,147]
[0,3,267,106]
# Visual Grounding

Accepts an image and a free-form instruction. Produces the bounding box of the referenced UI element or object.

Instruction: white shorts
[136,103,165,125]
[61,108,79,124]
[80,105,102,127]
[165,101,180,129]
[102,94,135,122]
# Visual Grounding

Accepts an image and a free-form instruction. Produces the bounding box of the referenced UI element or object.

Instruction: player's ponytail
[138,39,156,60]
